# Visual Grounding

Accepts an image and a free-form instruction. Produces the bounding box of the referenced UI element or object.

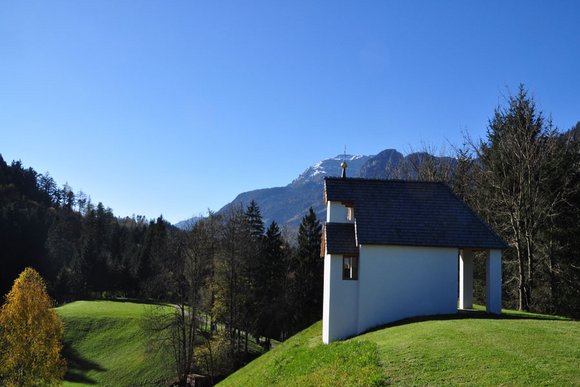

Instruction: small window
[343,256,358,280]
[347,207,353,222]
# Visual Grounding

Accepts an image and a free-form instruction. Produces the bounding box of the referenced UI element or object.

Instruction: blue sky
[1,1,579,223]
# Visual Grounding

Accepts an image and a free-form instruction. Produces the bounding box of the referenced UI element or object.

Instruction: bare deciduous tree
[468,85,577,311]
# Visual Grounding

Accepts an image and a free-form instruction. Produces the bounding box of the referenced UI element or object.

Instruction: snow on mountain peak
[331,154,365,161]
[293,154,372,184]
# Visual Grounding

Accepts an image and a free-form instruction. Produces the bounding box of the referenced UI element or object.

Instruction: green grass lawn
[219,308,580,386]
[56,300,175,386]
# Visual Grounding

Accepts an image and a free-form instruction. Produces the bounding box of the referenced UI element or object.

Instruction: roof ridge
[324,176,446,184]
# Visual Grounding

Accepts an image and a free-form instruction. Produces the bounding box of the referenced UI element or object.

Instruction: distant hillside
[176,149,457,229]
[219,308,580,386]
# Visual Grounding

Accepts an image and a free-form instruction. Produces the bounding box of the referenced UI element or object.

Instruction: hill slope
[56,300,174,386]
[219,308,579,386]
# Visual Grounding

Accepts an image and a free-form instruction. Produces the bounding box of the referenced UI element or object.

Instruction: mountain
[175,149,457,229]
[291,154,371,186]
[359,149,404,178]
[216,154,371,228]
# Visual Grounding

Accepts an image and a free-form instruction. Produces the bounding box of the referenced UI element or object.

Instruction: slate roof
[324,223,359,256]
[324,177,508,250]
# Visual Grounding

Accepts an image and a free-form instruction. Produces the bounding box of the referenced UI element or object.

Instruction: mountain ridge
[175,148,453,229]
[214,154,372,228]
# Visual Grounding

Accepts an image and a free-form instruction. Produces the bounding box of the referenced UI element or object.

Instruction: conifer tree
[255,221,287,345]
[245,200,265,239]
[291,207,323,332]
[242,201,264,343]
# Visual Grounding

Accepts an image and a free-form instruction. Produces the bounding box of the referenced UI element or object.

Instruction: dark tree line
[0,156,187,302]
[0,162,323,382]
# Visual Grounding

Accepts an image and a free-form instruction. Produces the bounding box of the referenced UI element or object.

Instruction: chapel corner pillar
[486,249,502,314]
[459,249,474,310]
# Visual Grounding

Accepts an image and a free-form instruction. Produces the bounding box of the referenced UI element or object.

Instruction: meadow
[55,301,579,386]
[220,307,580,386]
[56,300,174,386]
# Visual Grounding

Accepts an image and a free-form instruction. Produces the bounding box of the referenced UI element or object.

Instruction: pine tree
[242,201,264,344]
[291,207,323,332]
[255,221,287,345]
[245,200,265,239]
[0,268,66,386]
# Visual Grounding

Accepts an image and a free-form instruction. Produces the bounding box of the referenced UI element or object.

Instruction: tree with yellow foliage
[0,267,66,386]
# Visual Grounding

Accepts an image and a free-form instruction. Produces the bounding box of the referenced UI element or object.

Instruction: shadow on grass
[63,342,106,385]
[362,309,572,335]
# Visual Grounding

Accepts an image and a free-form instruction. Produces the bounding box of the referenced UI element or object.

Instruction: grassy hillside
[220,308,580,386]
[56,300,174,386]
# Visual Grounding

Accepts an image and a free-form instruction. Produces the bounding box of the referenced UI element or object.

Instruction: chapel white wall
[356,245,458,335]
[326,201,349,223]
[323,253,359,344]
[324,245,459,343]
